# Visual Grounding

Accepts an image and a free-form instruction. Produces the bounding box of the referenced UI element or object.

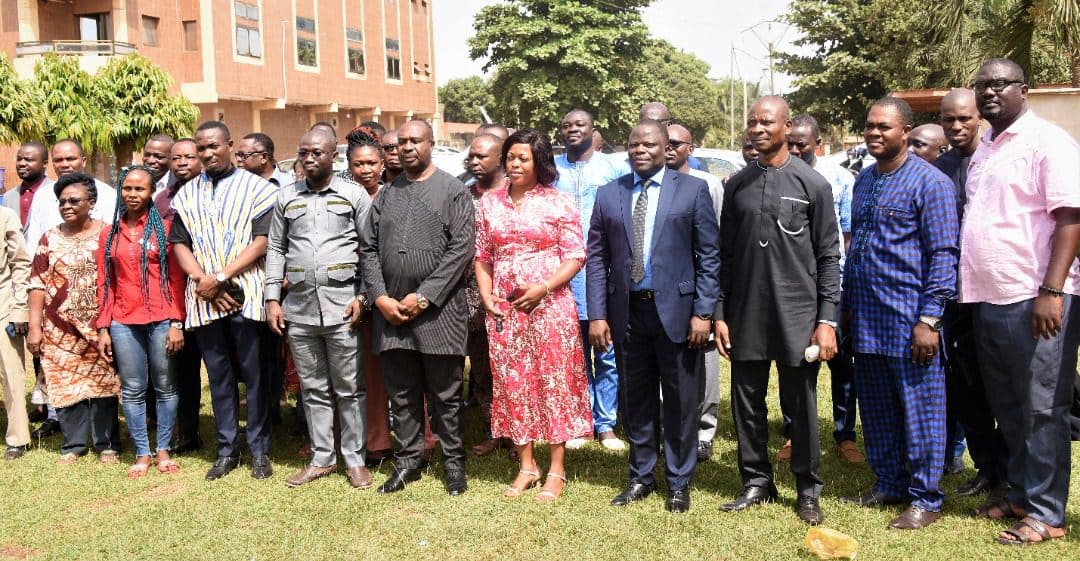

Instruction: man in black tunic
[360,119,475,496]
[714,96,841,525]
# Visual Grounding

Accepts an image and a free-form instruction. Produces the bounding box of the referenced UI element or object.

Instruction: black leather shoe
[611,481,655,506]
[796,495,824,525]
[31,419,60,440]
[956,473,995,497]
[172,435,204,454]
[444,468,468,496]
[4,445,28,460]
[251,455,273,480]
[697,441,713,461]
[720,485,778,512]
[205,455,241,481]
[377,467,423,494]
[666,489,691,513]
[27,408,47,423]
[840,490,910,507]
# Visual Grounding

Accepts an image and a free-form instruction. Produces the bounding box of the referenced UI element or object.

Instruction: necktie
[631,179,650,283]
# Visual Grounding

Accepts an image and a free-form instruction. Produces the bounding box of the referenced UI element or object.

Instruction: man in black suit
[586,120,721,513]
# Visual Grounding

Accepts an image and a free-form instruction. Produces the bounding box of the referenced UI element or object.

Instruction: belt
[629,290,654,301]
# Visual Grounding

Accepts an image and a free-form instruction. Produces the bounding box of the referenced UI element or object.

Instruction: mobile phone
[5,323,16,338]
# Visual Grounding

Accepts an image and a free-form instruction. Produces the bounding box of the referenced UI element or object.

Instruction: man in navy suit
[587,120,721,513]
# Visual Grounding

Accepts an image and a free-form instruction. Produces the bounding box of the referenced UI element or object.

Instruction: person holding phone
[474,129,591,502]
[95,165,187,478]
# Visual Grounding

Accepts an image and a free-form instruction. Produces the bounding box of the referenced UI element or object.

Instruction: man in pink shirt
[961,58,1080,546]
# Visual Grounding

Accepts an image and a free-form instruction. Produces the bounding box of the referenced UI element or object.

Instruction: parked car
[693,148,745,180]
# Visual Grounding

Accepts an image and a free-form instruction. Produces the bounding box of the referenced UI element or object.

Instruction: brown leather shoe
[285,464,336,488]
[775,439,792,462]
[835,440,866,464]
[889,506,941,530]
[346,466,373,489]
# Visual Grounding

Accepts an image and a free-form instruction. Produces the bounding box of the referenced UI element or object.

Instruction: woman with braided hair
[95,165,187,478]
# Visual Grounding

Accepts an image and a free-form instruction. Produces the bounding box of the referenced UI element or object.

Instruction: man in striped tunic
[168,121,278,482]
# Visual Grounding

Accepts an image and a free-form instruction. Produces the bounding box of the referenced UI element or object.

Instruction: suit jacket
[3,176,54,237]
[586,170,721,344]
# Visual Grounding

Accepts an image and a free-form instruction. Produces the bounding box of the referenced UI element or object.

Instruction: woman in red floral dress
[475,129,592,502]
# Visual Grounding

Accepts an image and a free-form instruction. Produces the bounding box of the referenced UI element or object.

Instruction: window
[295,16,317,67]
[78,13,111,41]
[182,20,198,51]
[141,16,159,47]
[385,38,401,80]
[346,28,364,75]
[234,1,261,58]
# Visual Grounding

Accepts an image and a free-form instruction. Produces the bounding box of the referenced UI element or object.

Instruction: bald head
[302,129,337,151]
[940,88,981,154]
[751,96,791,122]
[639,102,672,124]
[908,124,949,163]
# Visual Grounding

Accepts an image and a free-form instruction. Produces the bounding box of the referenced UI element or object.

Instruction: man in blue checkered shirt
[839,97,959,530]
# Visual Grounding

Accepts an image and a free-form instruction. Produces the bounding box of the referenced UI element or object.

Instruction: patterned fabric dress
[475,185,592,444]
[29,224,118,408]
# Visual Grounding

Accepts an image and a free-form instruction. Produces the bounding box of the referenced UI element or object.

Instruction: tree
[438,76,495,123]
[469,0,653,139]
[637,41,722,144]
[92,53,199,174]
[29,53,112,155]
[0,54,45,144]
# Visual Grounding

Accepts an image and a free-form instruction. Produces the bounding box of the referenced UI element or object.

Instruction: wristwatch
[919,315,942,332]
[695,314,713,321]
[170,321,184,330]
[416,293,429,310]
[214,272,228,283]
[818,319,838,328]
[357,294,369,309]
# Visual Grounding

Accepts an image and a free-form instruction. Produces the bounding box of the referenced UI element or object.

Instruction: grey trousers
[973,295,1079,527]
[697,345,721,443]
[288,322,367,468]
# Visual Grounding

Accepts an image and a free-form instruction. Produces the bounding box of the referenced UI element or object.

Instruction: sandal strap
[546,472,567,481]
[1020,518,1053,541]
[519,469,540,477]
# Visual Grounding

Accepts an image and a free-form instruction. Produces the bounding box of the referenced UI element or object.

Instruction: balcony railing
[15,40,137,57]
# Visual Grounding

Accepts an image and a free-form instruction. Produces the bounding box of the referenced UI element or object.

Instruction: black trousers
[943,302,1008,482]
[731,360,823,498]
[258,324,284,425]
[194,314,269,458]
[56,396,120,456]
[380,349,465,471]
[174,331,203,441]
[616,297,700,490]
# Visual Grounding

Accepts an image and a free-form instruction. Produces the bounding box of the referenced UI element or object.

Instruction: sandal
[99,451,120,464]
[503,469,541,498]
[57,453,79,465]
[535,472,566,503]
[973,497,1025,520]
[997,517,1067,545]
[128,458,152,479]
[156,457,180,475]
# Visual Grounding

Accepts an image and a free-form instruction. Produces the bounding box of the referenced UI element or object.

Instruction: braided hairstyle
[340,128,383,182]
[100,165,172,312]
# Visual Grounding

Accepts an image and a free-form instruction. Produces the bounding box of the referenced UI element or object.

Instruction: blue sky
[433,0,797,92]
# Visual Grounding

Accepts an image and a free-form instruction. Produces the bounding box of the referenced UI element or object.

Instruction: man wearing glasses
[961,58,1080,545]
[380,129,404,185]
[236,133,294,189]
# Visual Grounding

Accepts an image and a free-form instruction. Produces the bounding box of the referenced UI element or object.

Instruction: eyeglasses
[58,197,87,207]
[234,151,266,160]
[382,144,399,152]
[296,149,331,160]
[971,79,1023,94]
[668,140,692,150]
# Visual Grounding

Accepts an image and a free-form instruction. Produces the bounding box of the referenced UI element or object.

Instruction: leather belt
[629,290,655,301]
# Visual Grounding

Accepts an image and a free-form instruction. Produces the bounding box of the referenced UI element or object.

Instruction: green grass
[0,362,1077,561]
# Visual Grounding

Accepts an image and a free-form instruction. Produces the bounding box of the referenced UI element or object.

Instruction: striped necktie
[631,179,650,283]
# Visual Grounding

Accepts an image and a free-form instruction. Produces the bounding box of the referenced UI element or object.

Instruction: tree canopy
[438,76,496,123]
[0,54,44,144]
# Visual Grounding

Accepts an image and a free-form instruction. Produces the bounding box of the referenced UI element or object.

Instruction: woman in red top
[96,165,186,478]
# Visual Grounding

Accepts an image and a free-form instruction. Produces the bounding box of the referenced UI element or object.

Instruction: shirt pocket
[286,267,307,286]
[284,203,308,222]
[326,264,356,284]
[777,196,809,236]
[326,199,355,230]
[878,206,916,240]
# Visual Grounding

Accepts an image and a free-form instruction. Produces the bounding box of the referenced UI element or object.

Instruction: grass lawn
[0,361,1076,561]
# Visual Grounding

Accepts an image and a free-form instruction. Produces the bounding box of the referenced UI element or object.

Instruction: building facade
[0,0,438,186]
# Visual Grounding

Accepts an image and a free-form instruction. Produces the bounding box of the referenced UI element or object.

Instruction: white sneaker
[600,437,627,451]
[565,438,589,449]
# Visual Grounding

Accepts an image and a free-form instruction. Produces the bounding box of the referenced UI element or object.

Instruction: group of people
[0,55,1075,547]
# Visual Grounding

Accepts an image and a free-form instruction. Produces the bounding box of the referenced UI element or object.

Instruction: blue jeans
[580,321,619,433]
[111,321,177,457]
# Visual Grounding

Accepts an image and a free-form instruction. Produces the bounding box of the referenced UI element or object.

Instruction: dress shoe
[285,464,336,487]
[611,481,655,506]
[346,466,373,489]
[956,473,995,497]
[720,485,778,512]
[4,445,28,460]
[840,490,910,507]
[835,440,866,464]
[364,450,391,469]
[377,467,423,494]
[27,408,47,423]
[251,455,273,480]
[444,468,468,496]
[889,505,941,529]
[31,419,60,440]
[172,435,204,454]
[205,455,241,481]
[697,441,713,461]
[796,495,825,525]
[666,489,691,513]
[944,455,966,475]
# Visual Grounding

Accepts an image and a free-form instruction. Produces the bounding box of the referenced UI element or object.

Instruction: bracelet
[1039,284,1066,297]
[542,281,551,296]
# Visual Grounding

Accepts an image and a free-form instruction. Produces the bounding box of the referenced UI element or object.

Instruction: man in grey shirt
[266,130,372,489]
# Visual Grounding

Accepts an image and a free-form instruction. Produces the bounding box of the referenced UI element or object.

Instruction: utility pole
[729,44,735,149]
